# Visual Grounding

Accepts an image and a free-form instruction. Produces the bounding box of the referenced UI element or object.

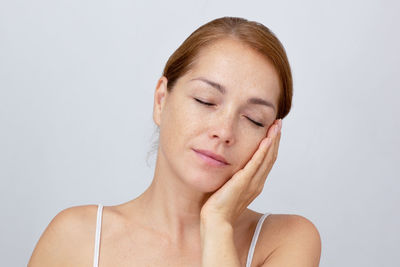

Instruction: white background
[1,0,399,266]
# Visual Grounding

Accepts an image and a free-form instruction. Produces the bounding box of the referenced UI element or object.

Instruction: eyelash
[194,98,265,128]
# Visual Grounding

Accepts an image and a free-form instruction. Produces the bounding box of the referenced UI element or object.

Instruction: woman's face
[153,38,281,193]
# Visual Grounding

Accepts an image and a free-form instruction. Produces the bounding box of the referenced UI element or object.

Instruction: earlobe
[153,76,168,127]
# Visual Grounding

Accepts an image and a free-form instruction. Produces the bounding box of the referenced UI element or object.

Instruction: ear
[153,76,169,127]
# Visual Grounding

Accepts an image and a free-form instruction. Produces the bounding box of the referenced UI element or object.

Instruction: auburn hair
[162,16,293,119]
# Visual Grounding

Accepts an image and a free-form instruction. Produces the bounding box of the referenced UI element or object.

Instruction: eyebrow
[189,77,276,111]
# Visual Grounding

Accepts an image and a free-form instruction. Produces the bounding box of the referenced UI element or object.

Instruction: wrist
[200,216,233,238]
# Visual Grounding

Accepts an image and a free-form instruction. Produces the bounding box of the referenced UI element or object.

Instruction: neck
[133,149,213,247]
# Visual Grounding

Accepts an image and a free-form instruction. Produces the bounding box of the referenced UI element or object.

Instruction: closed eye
[194,98,264,128]
[194,98,215,106]
[245,117,264,127]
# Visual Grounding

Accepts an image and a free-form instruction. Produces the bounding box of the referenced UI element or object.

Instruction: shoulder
[259,213,321,267]
[28,204,100,267]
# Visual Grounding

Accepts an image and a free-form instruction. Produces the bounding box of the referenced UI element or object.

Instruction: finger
[240,136,272,178]
[251,122,282,189]
[267,119,281,136]
[237,120,280,183]
[262,131,280,176]
[272,130,281,162]
[258,120,281,172]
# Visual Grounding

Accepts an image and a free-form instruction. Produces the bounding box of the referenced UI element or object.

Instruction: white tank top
[93,204,270,267]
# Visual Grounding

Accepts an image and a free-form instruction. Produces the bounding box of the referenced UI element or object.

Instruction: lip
[192,149,229,166]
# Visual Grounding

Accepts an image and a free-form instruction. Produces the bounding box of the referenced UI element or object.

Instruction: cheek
[160,99,200,148]
[177,99,210,132]
[234,143,260,170]
[159,103,187,150]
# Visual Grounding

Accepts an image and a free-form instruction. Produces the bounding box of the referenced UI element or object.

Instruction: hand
[200,119,282,225]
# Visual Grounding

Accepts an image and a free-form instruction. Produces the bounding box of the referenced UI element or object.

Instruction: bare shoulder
[259,213,321,267]
[28,204,99,267]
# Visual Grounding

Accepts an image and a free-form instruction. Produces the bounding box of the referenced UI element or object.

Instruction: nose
[209,111,236,145]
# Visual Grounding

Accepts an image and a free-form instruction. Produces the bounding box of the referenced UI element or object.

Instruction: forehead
[184,38,281,102]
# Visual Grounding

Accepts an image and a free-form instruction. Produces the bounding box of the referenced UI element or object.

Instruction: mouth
[192,149,229,167]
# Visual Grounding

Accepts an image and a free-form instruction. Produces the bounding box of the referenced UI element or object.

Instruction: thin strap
[245,212,270,267]
[93,204,103,267]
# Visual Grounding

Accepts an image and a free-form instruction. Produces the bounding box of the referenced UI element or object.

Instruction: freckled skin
[155,38,281,193]
[30,38,318,267]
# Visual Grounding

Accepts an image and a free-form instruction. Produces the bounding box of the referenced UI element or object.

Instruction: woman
[29,17,321,266]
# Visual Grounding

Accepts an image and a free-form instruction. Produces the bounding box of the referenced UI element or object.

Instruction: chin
[182,170,230,193]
